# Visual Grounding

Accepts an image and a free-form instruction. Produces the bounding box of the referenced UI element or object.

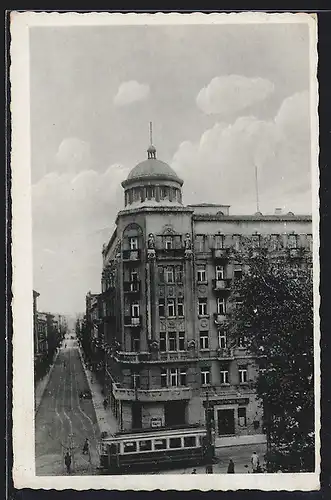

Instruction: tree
[228,254,314,472]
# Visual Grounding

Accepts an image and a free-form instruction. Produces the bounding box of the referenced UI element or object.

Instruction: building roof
[123,158,183,186]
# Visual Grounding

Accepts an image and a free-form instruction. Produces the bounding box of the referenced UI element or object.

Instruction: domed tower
[121,127,183,208]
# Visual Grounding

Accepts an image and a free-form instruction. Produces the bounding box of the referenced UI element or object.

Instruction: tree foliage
[228,255,314,472]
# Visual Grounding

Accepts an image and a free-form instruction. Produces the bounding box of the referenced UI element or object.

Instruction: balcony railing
[124,315,141,327]
[123,281,141,293]
[112,384,193,402]
[122,249,141,261]
[114,351,152,363]
[156,248,185,259]
[212,248,229,260]
[214,313,227,324]
[212,279,231,292]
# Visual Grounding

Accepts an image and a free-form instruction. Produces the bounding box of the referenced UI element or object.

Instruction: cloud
[113,80,150,107]
[196,75,275,116]
[172,91,311,214]
[55,137,92,174]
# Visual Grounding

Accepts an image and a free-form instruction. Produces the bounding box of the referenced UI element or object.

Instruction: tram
[98,424,211,473]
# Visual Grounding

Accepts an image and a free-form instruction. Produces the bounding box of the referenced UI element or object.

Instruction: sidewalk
[78,349,118,438]
[35,349,59,414]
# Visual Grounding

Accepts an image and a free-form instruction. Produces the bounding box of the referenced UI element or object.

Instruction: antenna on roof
[147,122,156,159]
[254,164,260,213]
[149,121,153,146]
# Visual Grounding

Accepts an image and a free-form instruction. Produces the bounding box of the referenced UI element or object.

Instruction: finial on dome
[147,121,156,159]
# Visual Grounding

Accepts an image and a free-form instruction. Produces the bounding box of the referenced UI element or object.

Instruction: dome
[127,158,183,184]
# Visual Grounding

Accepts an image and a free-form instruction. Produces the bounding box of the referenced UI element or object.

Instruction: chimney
[274,208,282,215]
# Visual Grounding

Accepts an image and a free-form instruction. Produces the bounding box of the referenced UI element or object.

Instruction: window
[184,436,196,448]
[201,368,211,386]
[168,332,177,351]
[169,437,182,449]
[165,267,174,283]
[217,297,226,315]
[197,265,207,282]
[218,331,227,349]
[169,368,178,386]
[160,187,168,200]
[129,237,138,250]
[165,236,173,250]
[200,331,209,350]
[131,301,140,317]
[159,298,165,318]
[216,265,224,280]
[179,332,185,351]
[238,407,247,427]
[220,368,229,385]
[123,441,137,453]
[288,234,297,249]
[180,369,187,386]
[130,268,138,281]
[146,186,155,200]
[161,369,167,387]
[215,234,224,249]
[131,372,140,389]
[270,234,280,251]
[139,440,152,451]
[198,298,208,316]
[168,299,176,318]
[175,265,183,283]
[132,334,140,352]
[239,367,248,384]
[195,235,205,252]
[160,332,167,352]
[307,234,313,252]
[238,336,247,348]
[154,439,167,450]
[177,298,184,317]
[233,265,242,280]
[158,267,165,283]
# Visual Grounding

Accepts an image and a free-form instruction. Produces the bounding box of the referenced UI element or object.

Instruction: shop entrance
[217,408,235,435]
[165,401,186,427]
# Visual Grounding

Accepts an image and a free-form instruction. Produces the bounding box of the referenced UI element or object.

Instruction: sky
[30,22,313,315]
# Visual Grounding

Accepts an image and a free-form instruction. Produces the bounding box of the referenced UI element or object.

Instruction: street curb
[35,349,59,415]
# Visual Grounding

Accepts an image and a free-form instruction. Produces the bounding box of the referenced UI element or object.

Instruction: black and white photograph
[11,12,319,490]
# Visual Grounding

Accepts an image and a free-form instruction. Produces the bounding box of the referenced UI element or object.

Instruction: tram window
[169,437,182,449]
[184,436,196,448]
[123,441,137,453]
[139,440,152,451]
[154,439,167,450]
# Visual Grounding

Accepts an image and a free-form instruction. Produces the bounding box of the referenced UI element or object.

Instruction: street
[35,339,100,475]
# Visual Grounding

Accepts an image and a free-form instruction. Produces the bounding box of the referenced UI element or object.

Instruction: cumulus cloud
[196,75,275,116]
[32,163,129,313]
[113,80,150,107]
[172,91,311,214]
[55,137,91,174]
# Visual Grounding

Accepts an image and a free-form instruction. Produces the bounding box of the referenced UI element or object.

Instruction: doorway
[217,409,235,435]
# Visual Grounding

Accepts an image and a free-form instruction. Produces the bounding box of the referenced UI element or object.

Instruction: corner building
[100,144,312,444]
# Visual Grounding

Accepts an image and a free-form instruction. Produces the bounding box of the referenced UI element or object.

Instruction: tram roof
[101,425,206,442]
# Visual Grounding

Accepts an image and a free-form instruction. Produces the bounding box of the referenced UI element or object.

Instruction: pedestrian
[82,438,89,455]
[64,451,71,474]
[103,398,108,410]
[191,468,197,474]
[227,458,235,474]
[251,451,260,473]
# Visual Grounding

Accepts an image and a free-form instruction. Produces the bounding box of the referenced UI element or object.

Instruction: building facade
[96,144,312,441]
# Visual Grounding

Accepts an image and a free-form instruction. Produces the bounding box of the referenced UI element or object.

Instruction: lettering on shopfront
[203,398,249,407]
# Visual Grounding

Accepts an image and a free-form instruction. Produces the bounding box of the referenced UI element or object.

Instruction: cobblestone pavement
[35,339,100,476]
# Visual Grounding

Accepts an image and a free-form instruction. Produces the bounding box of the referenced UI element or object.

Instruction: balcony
[123,281,141,293]
[114,351,152,363]
[156,248,185,260]
[112,384,192,402]
[158,351,189,362]
[122,249,141,262]
[214,313,227,324]
[212,248,229,260]
[212,279,231,292]
[124,315,141,327]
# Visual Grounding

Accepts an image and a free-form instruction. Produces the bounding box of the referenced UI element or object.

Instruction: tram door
[217,409,235,435]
